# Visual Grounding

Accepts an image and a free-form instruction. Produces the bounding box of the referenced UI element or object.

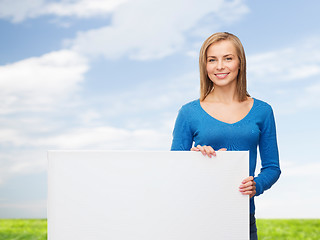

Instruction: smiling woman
[171,32,281,240]
[199,32,248,102]
[206,41,240,88]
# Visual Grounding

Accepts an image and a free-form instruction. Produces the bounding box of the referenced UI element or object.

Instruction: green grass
[0,219,46,240]
[257,219,320,240]
[0,219,319,239]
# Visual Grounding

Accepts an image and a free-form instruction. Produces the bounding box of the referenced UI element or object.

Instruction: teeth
[216,73,228,77]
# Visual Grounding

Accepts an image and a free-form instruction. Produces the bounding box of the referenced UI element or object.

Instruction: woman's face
[206,40,240,88]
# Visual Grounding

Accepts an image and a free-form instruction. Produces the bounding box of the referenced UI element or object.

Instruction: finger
[242,176,254,184]
[190,147,200,151]
[239,183,255,190]
[196,145,206,156]
[203,146,211,157]
[241,190,255,196]
[240,185,256,194]
[218,148,227,151]
[239,185,256,192]
[239,181,256,188]
[242,176,254,182]
[244,189,256,198]
[204,146,215,157]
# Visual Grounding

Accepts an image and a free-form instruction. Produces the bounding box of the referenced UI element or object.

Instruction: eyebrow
[207,54,235,58]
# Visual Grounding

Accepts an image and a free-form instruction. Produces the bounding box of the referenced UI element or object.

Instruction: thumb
[218,148,227,151]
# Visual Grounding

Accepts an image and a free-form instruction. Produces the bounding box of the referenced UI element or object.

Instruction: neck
[206,83,239,103]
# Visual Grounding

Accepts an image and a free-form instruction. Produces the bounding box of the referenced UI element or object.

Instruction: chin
[212,80,235,88]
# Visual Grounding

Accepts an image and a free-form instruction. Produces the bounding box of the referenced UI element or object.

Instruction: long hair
[199,32,249,101]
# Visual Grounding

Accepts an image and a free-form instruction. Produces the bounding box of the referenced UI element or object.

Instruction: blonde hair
[199,32,249,101]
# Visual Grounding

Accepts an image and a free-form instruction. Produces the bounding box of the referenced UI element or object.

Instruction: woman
[171,32,281,239]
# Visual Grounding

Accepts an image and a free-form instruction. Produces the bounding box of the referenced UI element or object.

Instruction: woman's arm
[171,107,194,151]
[254,106,281,196]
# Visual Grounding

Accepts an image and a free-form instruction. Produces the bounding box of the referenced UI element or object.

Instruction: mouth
[214,73,229,79]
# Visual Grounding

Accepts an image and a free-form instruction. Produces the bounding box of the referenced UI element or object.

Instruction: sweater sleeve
[170,106,194,151]
[254,105,281,196]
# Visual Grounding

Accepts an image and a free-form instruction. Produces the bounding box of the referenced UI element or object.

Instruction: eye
[226,57,232,61]
[208,58,216,62]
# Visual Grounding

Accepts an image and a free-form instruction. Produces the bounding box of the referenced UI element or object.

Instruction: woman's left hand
[239,176,256,198]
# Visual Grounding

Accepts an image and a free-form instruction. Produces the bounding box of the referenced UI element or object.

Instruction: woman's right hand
[190,145,227,158]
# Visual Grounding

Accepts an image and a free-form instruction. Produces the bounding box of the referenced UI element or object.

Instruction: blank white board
[47,151,249,240]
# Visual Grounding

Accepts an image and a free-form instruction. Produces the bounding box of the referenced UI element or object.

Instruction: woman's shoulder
[175,99,202,120]
[252,97,274,116]
[179,99,200,112]
[253,97,273,109]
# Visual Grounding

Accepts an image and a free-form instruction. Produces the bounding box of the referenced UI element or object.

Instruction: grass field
[0,219,319,239]
[256,219,320,240]
[0,219,47,240]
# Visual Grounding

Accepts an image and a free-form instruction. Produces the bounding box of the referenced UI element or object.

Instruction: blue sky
[0,0,319,218]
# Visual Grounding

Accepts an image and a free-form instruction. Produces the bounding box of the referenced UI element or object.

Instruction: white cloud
[0,0,249,60]
[78,70,200,134]
[32,126,171,150]
[69,0,249,60]
[296,81,320,109]
[0,129,25,146]
[255,161,320,218]
[0,0,127,23]
[0,49,89,114]
[256,194,320,218]
[246,36,320,114]
[247,37,320,82]
[0,0,43,23]
[283,161,320,177]
[0,150,47,185]
[43,0,128,18]
[0,124,172,152]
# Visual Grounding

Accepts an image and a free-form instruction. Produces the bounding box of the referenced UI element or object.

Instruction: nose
[216,60,224,70]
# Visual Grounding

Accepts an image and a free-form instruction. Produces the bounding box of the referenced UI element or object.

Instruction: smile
[215,73,229,79]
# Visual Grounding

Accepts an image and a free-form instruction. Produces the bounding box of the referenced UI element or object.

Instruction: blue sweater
[170,98,281,213]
